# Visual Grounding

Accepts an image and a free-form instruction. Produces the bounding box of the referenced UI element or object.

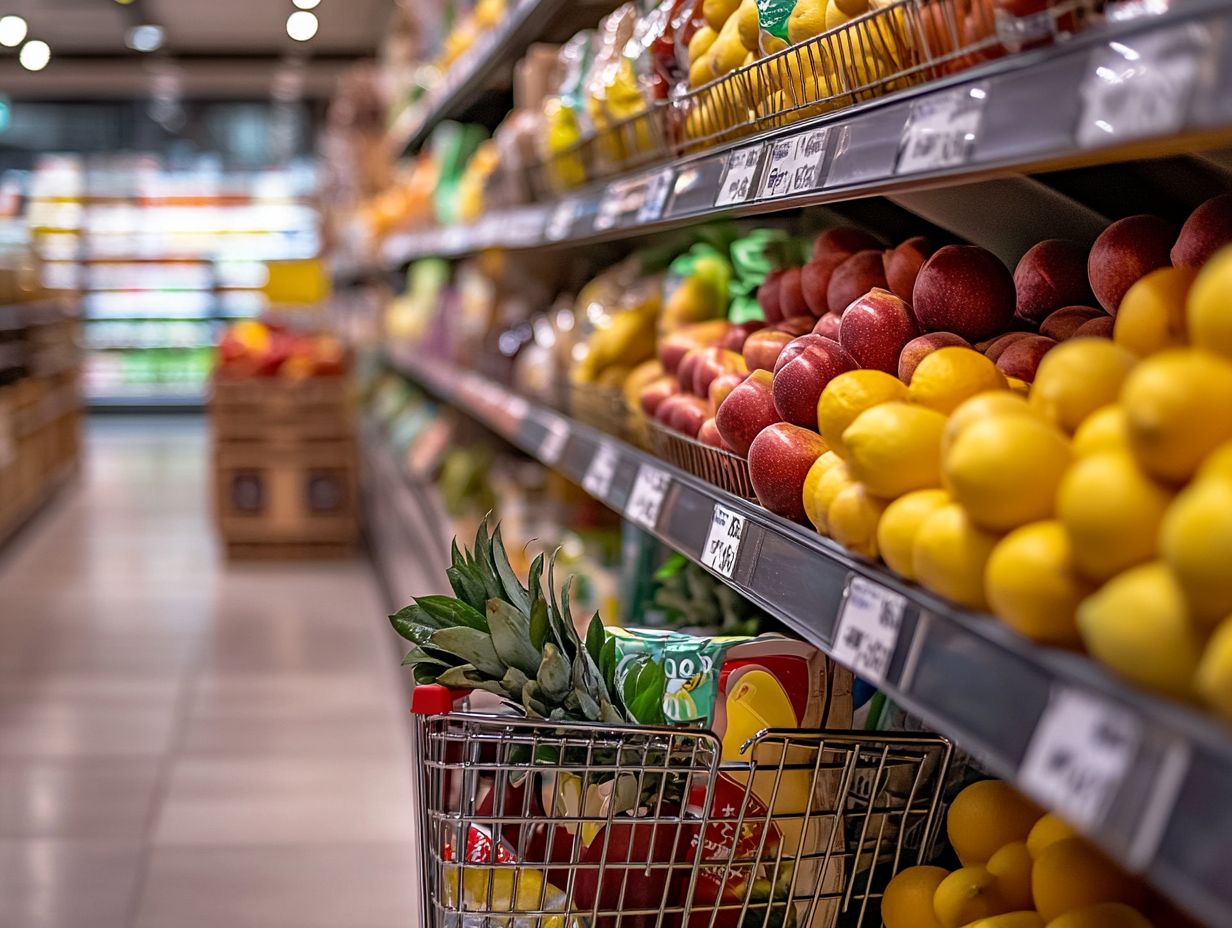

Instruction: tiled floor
[0,418,421,928]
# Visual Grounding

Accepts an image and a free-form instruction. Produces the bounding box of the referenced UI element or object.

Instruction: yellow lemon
[913,504,1000,610]
[942,390,1038,457]
[1007,376,1031,396]
[947,780,1043,867]
[877,488,951,580]
[824,0,853,30]
[933,866,1011,928]
[1072,404,1129,457]
[1186,243,1232,358]
[703,0,741,31]
[802,451,844,534]
[1030,338,1137,434]
[1077,561,1202,701]
[1114,266,1195,357]
[787,0,830,44]
[842,401,946,498]
[834,0,870,15]
[1044,902,1154,928]
[985,521,1090,648]
[910,346,1009,415]
[1120,348,1232,483]
[967,915,1045,928]
[805,457,853,536]
[1196,439,1232,483]
[1027,813,1079,860]
[1161,477,1232,629]
[1032,838,1144,923]
[817,369,909,459]
[881,865,948,928]
[735,0,760,50]
[1057,451,1172,582]
[945,415,1071,532]
[688,25,718,62]
[1197,616,1232,719]
[827,483,889,559]
[987,841,1034,911]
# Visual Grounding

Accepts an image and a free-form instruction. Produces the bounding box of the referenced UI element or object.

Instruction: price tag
[545,198,578,241]
[700,504,745,578]
[504,395,529,422]
[625,464,671,530]
[896,84,989,174]
[593,185,624,232]
[581,442,620,499]
[714,144,764,207]
[758,128,830,199]
[636,169,675,223]
[539,417,569,465]
[1075,25,1208,149]
[1019,687,1140,830]
[831,575,906,686]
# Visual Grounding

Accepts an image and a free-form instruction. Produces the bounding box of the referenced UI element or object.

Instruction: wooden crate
[209,376,352,445]
[213,438,359,559]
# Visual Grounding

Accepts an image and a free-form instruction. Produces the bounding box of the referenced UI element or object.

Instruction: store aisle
[0,419,419,928]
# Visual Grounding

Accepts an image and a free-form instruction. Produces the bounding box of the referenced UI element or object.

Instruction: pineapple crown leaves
[389,519,666,727]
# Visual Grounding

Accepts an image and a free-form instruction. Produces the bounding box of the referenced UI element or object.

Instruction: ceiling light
[19,40,49,71]
[286,10,317,41]
[0,15,27,48]
[292,0,321,8]
[126,24,164,53]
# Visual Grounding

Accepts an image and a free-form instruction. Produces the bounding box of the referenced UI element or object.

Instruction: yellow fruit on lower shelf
[827,482,889,558]
[944,415,1071,532]
[1186,243,1232,358]
[1160,477,1232,629]
[946,780,1043,867]
[1072,405,1129,457]
[1197,616,1232,719]
[1120,348,1232,483]
[1043,902,1154,928]
[1197,439,1232,483]
[965,914,1046,928]
[1027,812,1079,860]
[877,488,951,580]
[1057,451,1172,583]
[804,455,853,535]
[933,865,1011,928]
[1031,838,1144,923]
[1076,561,1202,701]
[985,521,1089,649]
[817,369,908,459]
[1030,338,1137,434]
[942,390,1038,457]
[1114,266,1195,357]
[987,841,1034,911]
[913,504,1000,611]
[881,864,947,928]
[909,346,1009,415]
[842,401,947,498]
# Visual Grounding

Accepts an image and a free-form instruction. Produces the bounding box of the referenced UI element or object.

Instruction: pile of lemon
[802,246,1232,720]
[882,780,1166,928]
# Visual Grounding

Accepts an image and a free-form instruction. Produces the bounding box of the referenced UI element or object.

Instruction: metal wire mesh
[645,418,756,500]
[413,708,952,928]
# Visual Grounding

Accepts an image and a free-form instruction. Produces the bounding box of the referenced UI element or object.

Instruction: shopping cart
[410,685,952,928]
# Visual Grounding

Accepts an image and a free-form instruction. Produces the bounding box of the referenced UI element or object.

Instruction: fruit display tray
[645,416,757,500]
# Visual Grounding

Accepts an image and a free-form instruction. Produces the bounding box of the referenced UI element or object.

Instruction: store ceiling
[0,0,391,99]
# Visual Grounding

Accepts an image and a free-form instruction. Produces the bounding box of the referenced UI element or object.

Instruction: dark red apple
[677,348,704,393]
[639,376,680,416]
[1172,193,1232,268]
[776,315,816,336]
[1088,215,1175,314]
[827,249,889,316]
[708,371,745,415]
[715,370,779,457]
[1013,239,1094,324]
[913,244,1016,341]
[1040,305,1106,341]
[812,313,840,340]
[813,226,882,261]
[980,331,1035,362]
[801,252,847,317]
[748,423,829,523]
[996,334,1057,382]
[898,332,970,382]
[757,269,785,324]
[742,329,794,372]
[838,288,920,374]
[698,418,728,449]
[772,334,858,428]
[778,267,808,318]
[1072,316,1114,339]
[884,236,935,302]
[721,321,764,354]
[668,394,710,436]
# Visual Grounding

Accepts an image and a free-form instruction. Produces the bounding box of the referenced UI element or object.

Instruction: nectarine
[913,245,1015,341]
[1013,239,1094,323]
[1088,214,1175,314]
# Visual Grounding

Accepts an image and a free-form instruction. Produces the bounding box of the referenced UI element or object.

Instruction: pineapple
[391,519,666,726]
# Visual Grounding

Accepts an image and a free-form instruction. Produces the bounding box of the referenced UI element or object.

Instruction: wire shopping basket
[410,685,952,928]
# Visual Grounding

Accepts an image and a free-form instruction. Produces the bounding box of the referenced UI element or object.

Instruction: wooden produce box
[210,376,353,445]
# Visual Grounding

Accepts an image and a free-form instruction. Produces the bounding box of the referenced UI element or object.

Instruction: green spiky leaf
[529,598,549,653]
[414,595,488,632]
[487,600,541,677]
[585,613,605,668]
[491,526,530,615]
[429,626,504,678]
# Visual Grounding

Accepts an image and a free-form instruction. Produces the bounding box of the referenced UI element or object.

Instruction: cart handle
[410,684,470,715]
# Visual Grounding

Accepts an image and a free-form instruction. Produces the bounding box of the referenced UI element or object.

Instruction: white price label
[637,169,675,223]
[1019,688,1140,830]
[714,144,764,207]
[626,464,671,530]
[594,186,623,232]
[582,443,620,499]
[700,504,745,578]
[832,575,906,686]
[758,128,830,199]
[546,199,579,241]
[896,84,989,174]
[539,418,569,465]
[504,396,529,421]
[1076,25,1207,149]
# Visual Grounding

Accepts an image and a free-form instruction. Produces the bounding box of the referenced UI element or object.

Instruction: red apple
[772,334,859,428]
[658,321,732,374]
[698,418,728,449]
[801,252,848,317]
[838,288,920,374]
[1088,215,1175,314]
[913,244,1016,340]
[715,370,779,457]
[980,331,1034,362]
[779,267,808,319]
[742,329,794,372]
[1072,316,1114,339]
[1040,305,1106,341]
[1013,239,1094,324]
[677,348,704,393]
[639,376,680,417]
[813,226,882,261]
[721,321,764,354]
[1172,193,1232,268]
[655,394,687,425]
[898,332,970,382]
[748,423,829,523]
[692,347,748,398]
[708,371,746,415]
[884,236,935,302]
[812,313,840,340]
[776,315,816,336]
[757,269,785,324]
[996,334,1057,382]
[827,249,889,316]
[668,394,710,436]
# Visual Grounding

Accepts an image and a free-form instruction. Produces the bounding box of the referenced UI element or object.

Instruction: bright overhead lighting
[126,24,165,52]
[0,15,27,47]
[19,39,50,71]
[286,10,317,41]
[292,0,321,8]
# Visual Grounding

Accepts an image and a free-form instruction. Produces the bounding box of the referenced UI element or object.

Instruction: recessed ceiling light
[126,24,165,53]
[0,15,27,48]
[292,0,321,8]
[286,10,317,41]
[19,40,50,72]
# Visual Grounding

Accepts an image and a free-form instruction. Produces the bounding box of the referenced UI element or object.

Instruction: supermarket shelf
[86,393,206,411]
[383,0,1232,263]
[384,344,1232,927]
